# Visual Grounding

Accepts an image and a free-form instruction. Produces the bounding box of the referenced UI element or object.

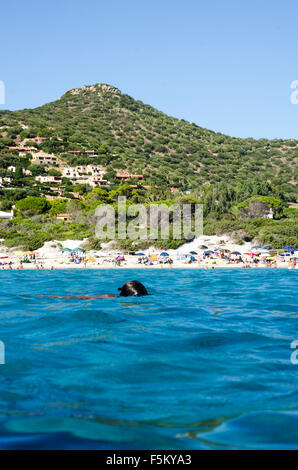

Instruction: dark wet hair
[118,281,148,297]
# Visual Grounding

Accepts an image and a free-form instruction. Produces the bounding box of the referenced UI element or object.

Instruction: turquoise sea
[0,268,297,450]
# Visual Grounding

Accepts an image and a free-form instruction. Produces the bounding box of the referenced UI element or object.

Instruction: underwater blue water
[0,268,297,450]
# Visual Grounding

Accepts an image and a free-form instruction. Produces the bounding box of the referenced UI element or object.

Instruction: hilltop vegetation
[0,83,297,193]
[0,83,297,250]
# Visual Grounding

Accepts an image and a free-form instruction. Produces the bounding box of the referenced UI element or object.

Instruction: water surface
[0,268,297,449]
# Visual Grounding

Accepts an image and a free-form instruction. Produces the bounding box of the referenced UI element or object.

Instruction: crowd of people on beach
[0,245,297,270]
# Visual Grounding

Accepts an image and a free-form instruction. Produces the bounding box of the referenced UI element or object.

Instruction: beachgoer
[118,281,148,296]
[38,281,149,300]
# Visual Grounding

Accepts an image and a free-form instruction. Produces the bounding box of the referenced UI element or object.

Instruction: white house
[35,175,62,184]
[0,177,12,184]
[0,209,14,220]
[63,167,80,178]
[87,175,109,188]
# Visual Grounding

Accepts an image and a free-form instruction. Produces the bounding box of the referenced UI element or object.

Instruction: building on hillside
[63,167,80,178]
[87,175,109,188]
[72,176,89,186]
[69,164,105,175]
[67,150,98,158]
[34,136,47,144]
[32,154,58,165]
[143,185,159,190]
[116,172,143,181]
[0,177,12,185]
[8,146,38,156]
[86,164,105,175]
[0,209,14,220]
[7,166,16,172]
[63,165,105,179]
[56,214,70,221]
[50,187,64,195]
[35,175,62,184]
[45,195,64,201]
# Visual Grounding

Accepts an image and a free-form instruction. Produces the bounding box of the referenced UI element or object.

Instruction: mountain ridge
[0,83,297,193]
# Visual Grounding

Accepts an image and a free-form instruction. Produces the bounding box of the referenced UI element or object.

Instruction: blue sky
[0,0,298,139]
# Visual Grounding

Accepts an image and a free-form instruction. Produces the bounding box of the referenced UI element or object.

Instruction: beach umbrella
[159,252,169,257]
[117,255,125,261]
[61,247,72,252]
[282,246,296,251]
[135,251,145,256]
[204,250,214,255]
[188,255,196,261]
[189,251,198,255]
[199,245,208,249]
[0,255,8,259]
[263,245,273,250]
[231,251,241,255]
[252,245,262,249]
[72,247,85,252]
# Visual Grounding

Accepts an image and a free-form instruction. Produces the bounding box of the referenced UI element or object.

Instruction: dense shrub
[15,197,51,216]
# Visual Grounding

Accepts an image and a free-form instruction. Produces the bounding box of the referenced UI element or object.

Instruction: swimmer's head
[118,281,148,297]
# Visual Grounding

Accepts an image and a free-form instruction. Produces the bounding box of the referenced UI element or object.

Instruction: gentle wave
[0,268,297,449]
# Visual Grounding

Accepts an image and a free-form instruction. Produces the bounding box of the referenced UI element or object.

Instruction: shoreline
[2,236,296,271]
[2,263,293,270]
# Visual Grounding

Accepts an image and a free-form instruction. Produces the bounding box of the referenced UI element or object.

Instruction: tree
[14,166,24,180]
[28,164,47,177]
[48,168,62,177]
[15,197,51,216]
[49,199,67,215]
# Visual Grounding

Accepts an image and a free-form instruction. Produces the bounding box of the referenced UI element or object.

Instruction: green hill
[0,83,297,251]
[0,83,297,192]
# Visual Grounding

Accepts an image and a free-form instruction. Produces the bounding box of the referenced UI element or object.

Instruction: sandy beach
[1,235,295,270]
